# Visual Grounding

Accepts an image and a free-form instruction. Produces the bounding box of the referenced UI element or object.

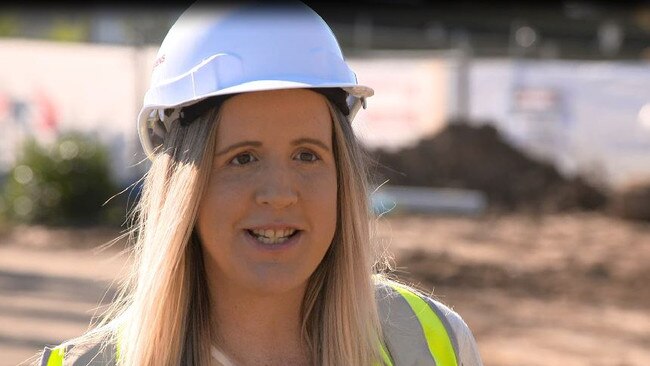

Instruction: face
[197,89,338,296]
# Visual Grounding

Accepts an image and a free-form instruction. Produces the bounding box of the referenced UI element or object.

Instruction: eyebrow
[215,137,331,157]
[291,137,331,152]
[215,141,262,157]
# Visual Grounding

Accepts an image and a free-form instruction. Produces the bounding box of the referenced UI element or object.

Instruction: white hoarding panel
[347,57,449,150]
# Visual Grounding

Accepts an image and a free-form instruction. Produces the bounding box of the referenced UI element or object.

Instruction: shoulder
[39,338,117,366]
[375,279,483,366]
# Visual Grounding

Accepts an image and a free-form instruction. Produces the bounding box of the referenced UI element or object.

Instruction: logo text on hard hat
[153,55,166,70]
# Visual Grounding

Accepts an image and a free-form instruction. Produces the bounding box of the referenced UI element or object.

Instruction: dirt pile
[609,180,650,221]
[367,121,608,212]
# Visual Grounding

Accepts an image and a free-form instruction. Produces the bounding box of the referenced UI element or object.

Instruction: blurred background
[0,1,649,365]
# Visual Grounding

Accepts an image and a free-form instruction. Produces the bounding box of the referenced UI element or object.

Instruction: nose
[255,163,298,209]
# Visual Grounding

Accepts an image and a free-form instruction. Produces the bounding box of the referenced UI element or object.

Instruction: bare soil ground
[1,212,648,366]
[379,212,650,366]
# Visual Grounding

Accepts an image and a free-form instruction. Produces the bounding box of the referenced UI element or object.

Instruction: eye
[295,150,320,162]
[229,152,257,166]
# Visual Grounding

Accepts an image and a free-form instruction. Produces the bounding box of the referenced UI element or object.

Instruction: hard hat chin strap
[348,96,367,122]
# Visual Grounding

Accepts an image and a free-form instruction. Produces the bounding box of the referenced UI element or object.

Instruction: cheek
[203,178,245,208]
[302,168,338,231]
[197,174,249,239]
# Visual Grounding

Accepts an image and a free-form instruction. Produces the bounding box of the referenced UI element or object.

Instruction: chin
[241,268,311,295]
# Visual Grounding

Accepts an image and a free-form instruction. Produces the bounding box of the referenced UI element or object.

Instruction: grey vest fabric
[376,282,483,366]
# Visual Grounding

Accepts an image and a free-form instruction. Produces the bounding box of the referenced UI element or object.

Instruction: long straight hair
[44,97,388,365]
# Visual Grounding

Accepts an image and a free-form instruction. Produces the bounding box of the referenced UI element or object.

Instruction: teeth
[256,235,290,244]
[250,228,296,240]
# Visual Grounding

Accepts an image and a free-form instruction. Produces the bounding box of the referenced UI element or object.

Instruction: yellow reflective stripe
[390,284,458,366]
[115,322,125,364]
[115,326,122,363]
[46,345,65,366]
[115,337,121,364]
[379,343,394,366]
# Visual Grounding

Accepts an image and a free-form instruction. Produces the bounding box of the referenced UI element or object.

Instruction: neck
[208,274,311,366]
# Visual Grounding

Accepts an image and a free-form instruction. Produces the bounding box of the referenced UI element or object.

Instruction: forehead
[216,89,333,142]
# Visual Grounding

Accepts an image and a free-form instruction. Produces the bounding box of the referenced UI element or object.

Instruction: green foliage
[0,13,21,37]
[1,133,119,226]
[49,17,89,42]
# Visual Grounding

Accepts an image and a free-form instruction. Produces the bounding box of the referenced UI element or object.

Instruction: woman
[38,2,482,365]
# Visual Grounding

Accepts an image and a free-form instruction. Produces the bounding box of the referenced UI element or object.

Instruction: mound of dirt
[367,121,608,212]
[609,180,650,221]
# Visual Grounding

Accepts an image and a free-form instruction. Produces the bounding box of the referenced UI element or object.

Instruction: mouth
[245,228,301,245]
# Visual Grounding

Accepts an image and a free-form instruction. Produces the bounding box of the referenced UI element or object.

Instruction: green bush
[1,132,119,226]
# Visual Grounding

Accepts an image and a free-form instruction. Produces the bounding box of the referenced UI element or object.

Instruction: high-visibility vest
[41,282,458,366]
[376,282,459,366]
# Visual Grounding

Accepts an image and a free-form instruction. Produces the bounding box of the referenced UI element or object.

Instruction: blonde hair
[41,97,389,365]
